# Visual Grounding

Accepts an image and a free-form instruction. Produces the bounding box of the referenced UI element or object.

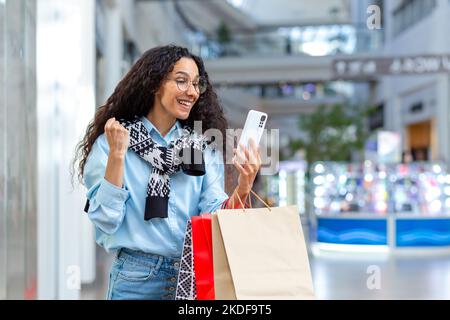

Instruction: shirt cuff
[96,178,130,211]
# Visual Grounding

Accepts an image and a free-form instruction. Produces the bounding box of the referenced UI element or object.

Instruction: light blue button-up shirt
[83,116,228,257]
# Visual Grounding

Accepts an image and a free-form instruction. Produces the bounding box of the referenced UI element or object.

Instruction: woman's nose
[186,82,198,97]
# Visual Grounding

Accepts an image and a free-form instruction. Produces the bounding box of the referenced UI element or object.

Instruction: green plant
[216,21,232,44]
[288,103,374,166]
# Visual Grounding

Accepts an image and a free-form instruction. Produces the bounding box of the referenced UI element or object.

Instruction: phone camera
[261,115,266,122]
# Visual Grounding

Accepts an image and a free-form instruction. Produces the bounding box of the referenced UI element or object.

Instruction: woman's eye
[176,79,188,84]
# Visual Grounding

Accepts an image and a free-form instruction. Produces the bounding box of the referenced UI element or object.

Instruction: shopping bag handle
[230,189,247,210]
[232,189,272,212]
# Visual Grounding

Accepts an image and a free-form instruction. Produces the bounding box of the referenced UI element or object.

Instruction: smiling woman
[149,57,207,132]
[73,45,262,300]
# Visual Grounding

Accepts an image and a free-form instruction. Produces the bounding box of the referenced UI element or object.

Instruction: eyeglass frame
[166,76,207,95]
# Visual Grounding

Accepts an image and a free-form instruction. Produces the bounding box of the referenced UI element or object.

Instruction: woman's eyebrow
[175,71,200,79]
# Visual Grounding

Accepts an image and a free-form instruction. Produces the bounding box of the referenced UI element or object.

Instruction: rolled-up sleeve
[83,135,130,234]
[198,148,229,214]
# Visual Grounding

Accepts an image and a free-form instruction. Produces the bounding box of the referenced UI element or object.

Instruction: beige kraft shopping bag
[212,205,315,300]
[211,213,237,300]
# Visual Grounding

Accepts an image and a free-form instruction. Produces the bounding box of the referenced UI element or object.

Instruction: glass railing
[234,81,356,101]
[189,24,384,60]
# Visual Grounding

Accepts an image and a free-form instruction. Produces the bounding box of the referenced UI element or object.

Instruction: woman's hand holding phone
[233,109,267,195]
[233,138,262,195]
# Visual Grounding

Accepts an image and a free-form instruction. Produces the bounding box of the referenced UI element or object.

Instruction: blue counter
[314,214,450,248]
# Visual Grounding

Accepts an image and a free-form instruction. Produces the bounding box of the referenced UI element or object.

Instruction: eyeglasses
[168,77,207,95]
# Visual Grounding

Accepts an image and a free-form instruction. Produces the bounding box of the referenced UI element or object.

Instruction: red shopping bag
[191,214,214,300]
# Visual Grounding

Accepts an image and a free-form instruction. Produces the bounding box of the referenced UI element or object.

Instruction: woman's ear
[154,82,165,98]
[154,87,161,98]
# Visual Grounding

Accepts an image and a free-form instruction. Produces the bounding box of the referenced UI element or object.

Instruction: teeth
[178,99,192,106]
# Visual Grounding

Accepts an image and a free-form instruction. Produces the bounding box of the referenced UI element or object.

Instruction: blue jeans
[106,248,180,300]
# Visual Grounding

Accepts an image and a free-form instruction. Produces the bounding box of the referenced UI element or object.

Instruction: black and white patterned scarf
[84,117,212,221]
[123,117,211,220]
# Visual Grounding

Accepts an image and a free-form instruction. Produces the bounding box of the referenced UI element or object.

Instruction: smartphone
[238,110,268,152]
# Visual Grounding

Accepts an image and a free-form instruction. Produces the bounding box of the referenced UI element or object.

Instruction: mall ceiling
[173,0,352,35]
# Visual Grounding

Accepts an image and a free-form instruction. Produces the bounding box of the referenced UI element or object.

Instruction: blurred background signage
[333,54,450,79]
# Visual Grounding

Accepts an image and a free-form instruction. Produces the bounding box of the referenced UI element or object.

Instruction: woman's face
[155,57,201,120]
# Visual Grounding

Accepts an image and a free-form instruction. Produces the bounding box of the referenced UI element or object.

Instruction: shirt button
[171,277,177,282]
[173,262,180,268]
[169,287,175,291]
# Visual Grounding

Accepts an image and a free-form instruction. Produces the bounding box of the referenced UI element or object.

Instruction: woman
[74,45,261,300]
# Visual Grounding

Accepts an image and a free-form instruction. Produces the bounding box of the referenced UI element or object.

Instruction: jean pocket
[117,258,157,282]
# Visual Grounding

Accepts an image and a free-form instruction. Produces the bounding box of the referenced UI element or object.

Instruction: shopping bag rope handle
[233,189,272,212]
[249,189,272,211]
[230,190,246,210]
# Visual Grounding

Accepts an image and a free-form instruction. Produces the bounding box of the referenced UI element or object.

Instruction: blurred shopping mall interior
[2,0,450,299]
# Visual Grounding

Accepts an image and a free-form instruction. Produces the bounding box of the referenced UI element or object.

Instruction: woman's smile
[176,98,194,112]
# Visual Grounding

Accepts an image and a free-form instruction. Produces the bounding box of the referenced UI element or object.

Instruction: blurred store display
[310,161,450,249]
[260,161,306,215]
[310,161,450,216]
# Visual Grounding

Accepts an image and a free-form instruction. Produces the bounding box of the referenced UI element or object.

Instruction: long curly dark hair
[73,45,228,184]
